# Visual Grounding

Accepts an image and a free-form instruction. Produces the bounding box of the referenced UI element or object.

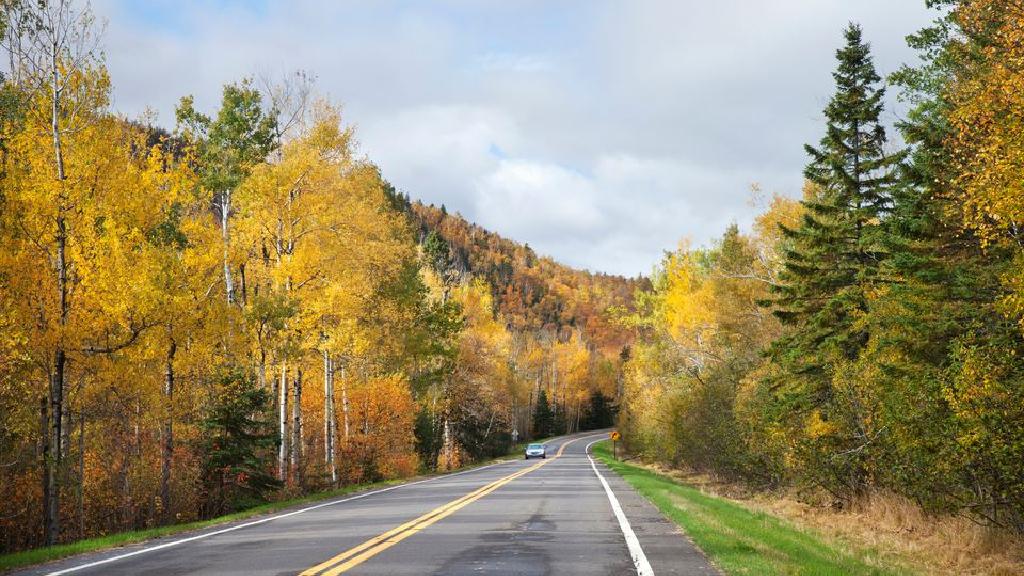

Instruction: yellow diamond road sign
[610,431,621,441]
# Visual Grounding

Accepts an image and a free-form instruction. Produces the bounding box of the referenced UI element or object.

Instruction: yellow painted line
[298,461,543,575]
[301,436,584,576]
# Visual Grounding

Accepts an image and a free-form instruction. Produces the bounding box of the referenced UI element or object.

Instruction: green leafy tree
[176,80,277,305]
[872,2,1024,528]
[175,80,278,192]
[409,289,464,469]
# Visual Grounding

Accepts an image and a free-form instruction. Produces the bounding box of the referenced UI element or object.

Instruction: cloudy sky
[92,0,939,276]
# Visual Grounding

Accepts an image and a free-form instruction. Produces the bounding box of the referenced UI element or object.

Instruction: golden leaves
[949,0,1024,244]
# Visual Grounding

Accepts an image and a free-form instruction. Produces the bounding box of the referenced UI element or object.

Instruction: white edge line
[44,459,515,576]
[586,438,655,576]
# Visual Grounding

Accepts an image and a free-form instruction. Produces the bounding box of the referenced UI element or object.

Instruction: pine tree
[765,24,903,497]
[200,369,281,516]
[582,391,615,430]
[772,23,901,362]
[423,230,451,275]
[532,389,554,439]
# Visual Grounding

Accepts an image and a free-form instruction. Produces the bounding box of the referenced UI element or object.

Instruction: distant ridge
[397,196,646,354]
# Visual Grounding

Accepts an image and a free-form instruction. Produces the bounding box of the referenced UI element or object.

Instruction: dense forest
[0,2,630,553]
[620,1,1024,534]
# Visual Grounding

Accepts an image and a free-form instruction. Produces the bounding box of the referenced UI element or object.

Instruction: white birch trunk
[341,364,350,442]
[220,189,234,305]
[278,362,288,482]
[291,368,302,481]
[323,351,336,484]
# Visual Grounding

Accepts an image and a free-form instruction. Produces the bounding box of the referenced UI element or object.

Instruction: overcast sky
[92,0,940,276]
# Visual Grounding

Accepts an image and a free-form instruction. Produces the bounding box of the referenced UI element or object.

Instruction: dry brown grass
[627,459,1024,576]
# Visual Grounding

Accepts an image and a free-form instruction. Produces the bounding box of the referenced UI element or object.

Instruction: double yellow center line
[301,438,581,576]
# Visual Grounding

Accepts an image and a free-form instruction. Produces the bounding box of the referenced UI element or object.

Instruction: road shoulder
[587,441,720,576]
[590,440,916,576]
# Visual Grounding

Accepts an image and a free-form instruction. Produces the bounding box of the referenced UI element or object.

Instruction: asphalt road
[15,432,719,576]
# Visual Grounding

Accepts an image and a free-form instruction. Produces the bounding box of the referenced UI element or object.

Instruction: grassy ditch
[590,441,914,576]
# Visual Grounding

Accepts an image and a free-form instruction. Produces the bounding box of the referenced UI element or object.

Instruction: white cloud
[476,53,552,73]
[358,105,516,211]
[470,153,762,274]
[476,159,604,238]
[92,0,939,275]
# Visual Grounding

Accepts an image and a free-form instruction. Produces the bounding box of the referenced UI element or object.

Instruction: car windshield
[527,444,543,449]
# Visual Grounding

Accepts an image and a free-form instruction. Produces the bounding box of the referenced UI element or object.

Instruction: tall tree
[2,0,106,544]
[532,388,553,439]
[175,80,277,306]
[878,0,1024,527]
[765,24,902,497]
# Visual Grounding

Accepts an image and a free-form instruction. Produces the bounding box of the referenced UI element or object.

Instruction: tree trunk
[551,362,558,406]
[238,262,247,306]
[161,338,176,521]
[221,189,234,305]
[61,387,70,467]
[340,365,350,442]
[47,351,64,545]
[278,362,288,482]
[40,396,50,547]
[323,351,336,485]
[258,346,268,391]
[77,404,84,539]
[291,368,303,483]
[441,417,452,468]
[45,37,69,548]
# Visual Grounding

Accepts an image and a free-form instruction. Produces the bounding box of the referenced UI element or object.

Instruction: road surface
[15,432,718,576]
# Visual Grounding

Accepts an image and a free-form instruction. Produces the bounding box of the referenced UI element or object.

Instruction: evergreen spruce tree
[766,24,903,497]
[532,389,554,439]
[582,391,615,430]
[200,369,281,516]
[422,230,451,275]
[773,23,901,359]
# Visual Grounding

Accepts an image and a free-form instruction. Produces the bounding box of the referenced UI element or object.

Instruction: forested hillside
[408,201,644,353]
[0,1,631,553]
[620,5,1024,537]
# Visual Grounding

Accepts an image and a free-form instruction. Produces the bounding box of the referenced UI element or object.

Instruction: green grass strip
[590,441,914,576]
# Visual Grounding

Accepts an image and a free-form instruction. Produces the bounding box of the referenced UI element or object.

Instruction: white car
[524,443,547,459]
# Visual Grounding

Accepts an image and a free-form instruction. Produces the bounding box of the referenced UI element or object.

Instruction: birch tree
[2,0,103,545]
[175,81,276,307]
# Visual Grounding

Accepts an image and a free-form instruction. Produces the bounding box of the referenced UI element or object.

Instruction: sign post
[610,430,621,460]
